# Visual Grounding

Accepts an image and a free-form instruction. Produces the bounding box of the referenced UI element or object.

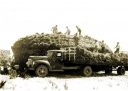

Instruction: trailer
[26,47,128,77]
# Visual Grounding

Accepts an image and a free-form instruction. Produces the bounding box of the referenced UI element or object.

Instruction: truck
[26,47,128,77]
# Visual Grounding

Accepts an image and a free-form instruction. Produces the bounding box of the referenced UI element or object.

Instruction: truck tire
[117,67,125,75]
[82,66,92,77]
[35,65,48,77]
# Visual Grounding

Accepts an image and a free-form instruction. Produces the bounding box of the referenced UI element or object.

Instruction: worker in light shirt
[114,42,120,53]
[51,25,58,34]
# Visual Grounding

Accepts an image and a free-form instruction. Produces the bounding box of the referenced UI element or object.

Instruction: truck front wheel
[35,65,48,77]
[82,66,92,77]
[117,67,125,75]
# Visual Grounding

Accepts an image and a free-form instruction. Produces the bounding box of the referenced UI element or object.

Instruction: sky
[0,0,128,53]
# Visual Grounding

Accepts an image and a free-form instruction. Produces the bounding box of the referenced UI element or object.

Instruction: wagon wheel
[82,66,92,77]
[117,67,125,75]
[35,65,48,77]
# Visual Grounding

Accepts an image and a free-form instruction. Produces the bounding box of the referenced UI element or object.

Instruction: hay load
[12,33,128,68]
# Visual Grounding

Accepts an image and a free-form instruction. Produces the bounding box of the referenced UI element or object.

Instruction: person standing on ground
[76,26,82,37]
[114,42,120,53]
[51,25,58,34]
[101,40,105,53]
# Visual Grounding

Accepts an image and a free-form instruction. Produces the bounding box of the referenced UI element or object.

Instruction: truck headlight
[32,61,35,65]
[26,59,33,67]
[1,66,4,71]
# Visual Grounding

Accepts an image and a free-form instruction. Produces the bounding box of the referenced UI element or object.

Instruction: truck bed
[64,54,128,66]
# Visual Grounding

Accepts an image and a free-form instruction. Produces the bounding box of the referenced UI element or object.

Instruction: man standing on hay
[101,40,105,53]
[76,25,82,37]
[51,25,58,34]
[94,40,99,53]
[65,26,71,46]
[114,42,120,53]
[65,26,71,36]
[74,33,79,46]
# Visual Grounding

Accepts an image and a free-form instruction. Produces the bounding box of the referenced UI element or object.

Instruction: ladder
[62,47,76,61]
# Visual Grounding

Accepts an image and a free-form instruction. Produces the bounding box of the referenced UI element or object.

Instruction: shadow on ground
[23,70,127,79]
[47,71,119,78]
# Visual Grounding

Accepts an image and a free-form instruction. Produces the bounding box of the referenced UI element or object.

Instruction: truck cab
[26,50,66,77]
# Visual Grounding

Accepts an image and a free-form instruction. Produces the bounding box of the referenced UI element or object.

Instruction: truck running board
[50,70,64,72]
[62,66,80,70]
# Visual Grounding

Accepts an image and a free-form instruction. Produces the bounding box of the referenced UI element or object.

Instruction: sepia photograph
[0,0,128,91]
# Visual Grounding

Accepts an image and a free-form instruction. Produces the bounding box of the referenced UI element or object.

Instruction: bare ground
[0,71,128,91]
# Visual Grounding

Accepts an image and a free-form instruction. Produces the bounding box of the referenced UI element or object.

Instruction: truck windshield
[47,51,53,57]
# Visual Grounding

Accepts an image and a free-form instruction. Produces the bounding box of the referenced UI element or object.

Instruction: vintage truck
[26,47,128,77]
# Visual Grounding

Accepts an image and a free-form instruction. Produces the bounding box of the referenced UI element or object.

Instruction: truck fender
[34,60,51,70]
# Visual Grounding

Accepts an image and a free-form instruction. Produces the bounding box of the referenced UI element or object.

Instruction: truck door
[50,52,63,70]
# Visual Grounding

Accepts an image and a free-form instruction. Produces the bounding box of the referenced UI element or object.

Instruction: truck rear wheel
[82,66,92,77]
[117,67,125,75]
[35,65,48,77]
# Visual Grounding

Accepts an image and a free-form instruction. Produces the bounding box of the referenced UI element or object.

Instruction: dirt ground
[0,71,128,91]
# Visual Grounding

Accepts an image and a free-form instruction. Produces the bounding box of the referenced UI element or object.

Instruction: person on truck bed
[101,40,105,53]
[93,40,99,53]
[114,42,120,53]
[76,25,82,37]
[74,33,79,46]
[51,25,58,34]
[65,26,71,36]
